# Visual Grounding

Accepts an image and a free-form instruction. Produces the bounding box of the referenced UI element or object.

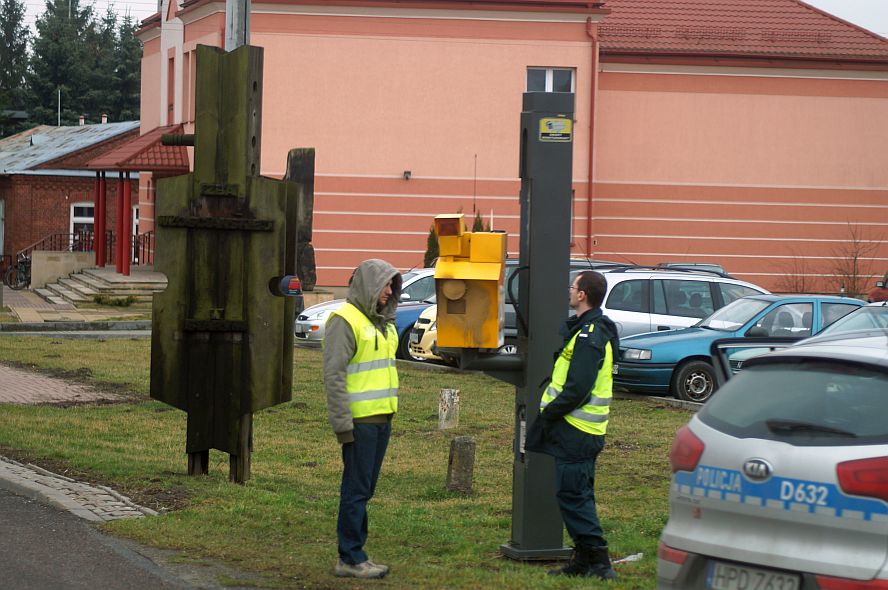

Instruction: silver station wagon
[658,332,888,590]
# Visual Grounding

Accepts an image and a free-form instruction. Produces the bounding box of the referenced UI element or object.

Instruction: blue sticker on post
[540,117,572,142]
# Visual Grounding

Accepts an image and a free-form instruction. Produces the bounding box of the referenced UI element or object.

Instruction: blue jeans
[337,421,391,564]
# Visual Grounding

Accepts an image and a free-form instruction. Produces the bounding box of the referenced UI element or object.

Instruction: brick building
[0,122,140,269]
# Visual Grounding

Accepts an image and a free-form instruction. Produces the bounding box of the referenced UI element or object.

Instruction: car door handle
[657,325,671,331]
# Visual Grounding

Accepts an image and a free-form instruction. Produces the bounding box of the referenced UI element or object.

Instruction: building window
[527,67,575,93]
[70,203,95,252]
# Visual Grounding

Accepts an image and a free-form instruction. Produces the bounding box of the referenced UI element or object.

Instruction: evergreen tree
[81,6,119,121]
[423,226,439,268]
[0,0,30,123]
[29,0,98,125]
[472,210,489,232]
[113,14,141,121]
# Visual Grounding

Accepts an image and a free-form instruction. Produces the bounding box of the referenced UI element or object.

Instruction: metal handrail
[134,231,154,265]
[14,230,152,266]
[15,230,98,258]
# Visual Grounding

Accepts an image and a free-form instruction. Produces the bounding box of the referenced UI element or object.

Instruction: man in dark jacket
[526,270,619,580]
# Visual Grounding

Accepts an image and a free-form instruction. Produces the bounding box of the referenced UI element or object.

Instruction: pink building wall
[137,1,888,293]
[593,68,888,291]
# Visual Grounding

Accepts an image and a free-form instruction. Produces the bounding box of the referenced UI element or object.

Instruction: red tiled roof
[86,124,191,173]
[599,0,888,62]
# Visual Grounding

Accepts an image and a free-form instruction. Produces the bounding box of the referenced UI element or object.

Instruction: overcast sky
[19,0,888,39]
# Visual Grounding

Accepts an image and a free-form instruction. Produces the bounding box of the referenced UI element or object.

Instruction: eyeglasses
[568,285,578,291]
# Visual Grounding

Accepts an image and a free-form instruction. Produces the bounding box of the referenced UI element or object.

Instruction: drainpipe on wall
[585,17,600,258]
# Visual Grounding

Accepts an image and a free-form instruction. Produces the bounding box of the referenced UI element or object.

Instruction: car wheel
[671,360,717,403]
[398,333,424,362]
[498,344,518,355]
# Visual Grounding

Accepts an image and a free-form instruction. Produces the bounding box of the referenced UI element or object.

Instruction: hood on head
[347,259,402,323]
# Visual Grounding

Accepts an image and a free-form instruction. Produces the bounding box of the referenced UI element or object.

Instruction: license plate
[410,331,421,344]
[706,561,799,590]
[294,325,305,334]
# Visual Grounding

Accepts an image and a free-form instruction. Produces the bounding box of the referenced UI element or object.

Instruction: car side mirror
[745,326,769,338]
[400,293,411,301]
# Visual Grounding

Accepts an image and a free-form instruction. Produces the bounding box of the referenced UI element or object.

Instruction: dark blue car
[615,294,865,402]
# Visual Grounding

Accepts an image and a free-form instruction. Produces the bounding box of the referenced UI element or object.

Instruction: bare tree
[830,223,882,298]
[776,248,812,294]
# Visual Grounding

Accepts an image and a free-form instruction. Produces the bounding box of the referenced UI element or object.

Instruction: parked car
[818,300,888,335]
[658,332,888,590]
[502,258,623,349]
[294,267,435,345]
[393,298,436,360]
[597,267,767,337]
[616,294,865,402]
[407,304,448,364]
[729,301,888,373]
[656,261,728,276]
[502,262,767,349]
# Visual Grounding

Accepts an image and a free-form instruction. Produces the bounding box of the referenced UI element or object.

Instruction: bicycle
[3,254,31,290]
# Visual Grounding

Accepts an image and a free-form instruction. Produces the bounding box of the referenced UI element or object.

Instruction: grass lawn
[0,337,692,589]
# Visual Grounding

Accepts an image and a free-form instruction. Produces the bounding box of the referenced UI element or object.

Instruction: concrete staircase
[36,267,168,306]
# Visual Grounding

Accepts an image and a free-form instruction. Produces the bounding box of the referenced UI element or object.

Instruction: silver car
[294,268,436,344]
[658,332,888,589]
[600,268,768,337]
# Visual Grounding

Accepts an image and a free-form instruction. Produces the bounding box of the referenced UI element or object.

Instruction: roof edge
[795,0,888,43]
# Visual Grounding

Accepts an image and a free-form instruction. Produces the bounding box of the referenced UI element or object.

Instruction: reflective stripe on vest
[328,303,399,418]
[539,323,613,435]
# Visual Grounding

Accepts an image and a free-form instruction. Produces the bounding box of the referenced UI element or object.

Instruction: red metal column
[122,172,132,276]
[93,173,101,266]
[96,172,107,267]
[116,173,124,273]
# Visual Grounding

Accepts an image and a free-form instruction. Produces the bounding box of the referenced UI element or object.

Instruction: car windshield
[820,306,888,335]
[700,361,888,445]
[698,298,770,331]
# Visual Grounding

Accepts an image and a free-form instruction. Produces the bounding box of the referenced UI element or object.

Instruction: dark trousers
[337,421,391,564]
[554,434,606,550]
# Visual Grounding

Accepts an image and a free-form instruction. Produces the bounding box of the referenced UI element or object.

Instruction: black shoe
[587,547,618,581]
[547,549,592,577]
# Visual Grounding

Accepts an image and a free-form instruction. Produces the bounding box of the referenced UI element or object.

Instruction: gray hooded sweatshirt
[323,259,402,443]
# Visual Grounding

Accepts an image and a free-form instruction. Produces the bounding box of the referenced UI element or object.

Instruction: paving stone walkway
[0,364,123,404]
[2,284,146,323]
[0,362,154,522]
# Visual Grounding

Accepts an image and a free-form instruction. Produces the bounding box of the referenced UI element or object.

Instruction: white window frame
[70,202,95,236]
[527,67,576,93]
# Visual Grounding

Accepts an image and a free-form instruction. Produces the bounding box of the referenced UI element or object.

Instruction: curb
[0,321,152,332]
[0,456,158,522]
[615,390,703,412]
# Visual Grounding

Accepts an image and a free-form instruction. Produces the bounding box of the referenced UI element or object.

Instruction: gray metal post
[500,92,576,560]
[225,0,251,51]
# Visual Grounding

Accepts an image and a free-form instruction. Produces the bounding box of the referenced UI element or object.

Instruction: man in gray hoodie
[323,259,402,579]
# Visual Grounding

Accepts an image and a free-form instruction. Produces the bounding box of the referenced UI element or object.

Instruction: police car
[658,331,888,590]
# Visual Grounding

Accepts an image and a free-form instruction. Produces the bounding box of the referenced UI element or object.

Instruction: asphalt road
[0,488,185,589]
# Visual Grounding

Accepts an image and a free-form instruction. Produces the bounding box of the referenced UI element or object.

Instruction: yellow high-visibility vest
[539,323,612,435]
[328,303,399,418]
